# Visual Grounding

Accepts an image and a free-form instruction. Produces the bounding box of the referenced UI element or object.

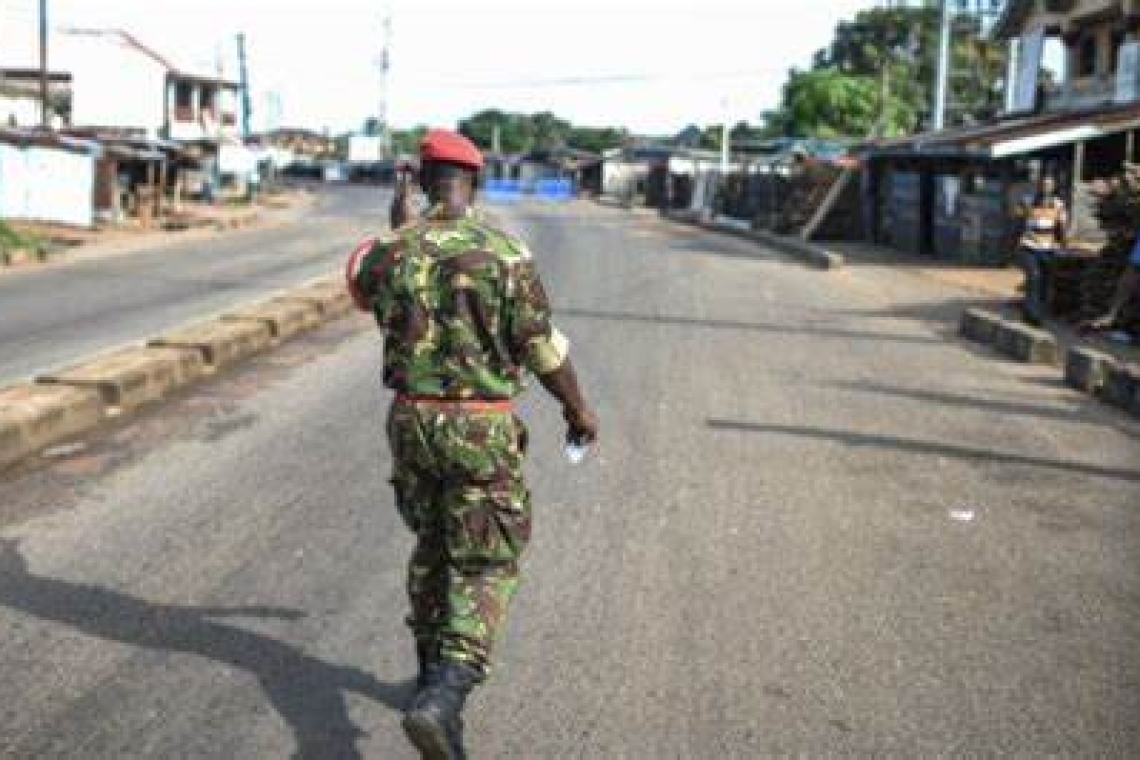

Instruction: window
[174,81,193,109]
[1110,30,1127,75]
[1077,33,1099,77]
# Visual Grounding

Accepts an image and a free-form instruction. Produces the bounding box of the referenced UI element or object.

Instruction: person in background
[1017,175,1068,326]
[1087,228,1140,333]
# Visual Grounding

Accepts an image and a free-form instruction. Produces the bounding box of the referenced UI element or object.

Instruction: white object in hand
[565,439,589,464]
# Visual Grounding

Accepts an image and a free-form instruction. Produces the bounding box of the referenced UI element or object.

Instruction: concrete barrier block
[222,300,322,340]
[959,308,1003,344]
[1097,362,1140,415]
[274,283,352,318]
[0,384,105,469]
[148,319,273,370]
[1064,347,1118,394]
[39,346,205,412]
[995,321,1058,364]
[748,230,844,270]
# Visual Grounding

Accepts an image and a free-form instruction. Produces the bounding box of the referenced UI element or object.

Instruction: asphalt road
[0,184,391,385]
[1,199,1138,757]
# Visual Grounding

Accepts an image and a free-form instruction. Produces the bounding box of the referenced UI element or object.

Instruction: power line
[403,68,786,90]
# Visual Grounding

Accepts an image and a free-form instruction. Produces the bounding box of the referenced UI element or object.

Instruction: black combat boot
[402,658,481,760]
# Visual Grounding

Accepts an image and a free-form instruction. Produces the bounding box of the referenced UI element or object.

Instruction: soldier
[346,128,598,759]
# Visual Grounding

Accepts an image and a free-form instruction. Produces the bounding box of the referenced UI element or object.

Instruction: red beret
[420,128,483,171]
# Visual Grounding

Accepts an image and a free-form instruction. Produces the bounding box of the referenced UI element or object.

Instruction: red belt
[395,393,513,413]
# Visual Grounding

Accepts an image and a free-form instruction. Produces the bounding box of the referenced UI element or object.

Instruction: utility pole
[719,96,730,176]
[378,13,392,156]
[932,0,953,130]
[39,0,49,128]
[236,33,252,138]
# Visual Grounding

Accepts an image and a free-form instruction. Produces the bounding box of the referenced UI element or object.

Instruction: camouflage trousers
[386,401,531,678]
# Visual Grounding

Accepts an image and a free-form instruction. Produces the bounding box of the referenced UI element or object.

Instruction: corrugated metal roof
[865,102,1140,159]
[0,127,97,154]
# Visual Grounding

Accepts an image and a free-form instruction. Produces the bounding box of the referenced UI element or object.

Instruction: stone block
[149,319,273,370]
[39,347,205,412]
[0,384,105,469]
[1064,347,1117,394]
[222,300,322,340]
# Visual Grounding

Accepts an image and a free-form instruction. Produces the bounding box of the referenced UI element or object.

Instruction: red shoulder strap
[345,237,377,311]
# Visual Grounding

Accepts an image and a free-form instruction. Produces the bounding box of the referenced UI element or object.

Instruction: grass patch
[0,220,49,263]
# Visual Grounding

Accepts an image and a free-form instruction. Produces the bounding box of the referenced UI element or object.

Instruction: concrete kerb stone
[661,210,845,270]
[1097,362,1140,416]
[148,319,274,371]
[273,282,352,319]
[959,308,1004,344]
[222,299,323,341]
[0,268,352,470]
[0,384,105,470]
[749,229,845,270]
[37,346,205,414]
[1065,346,1118,394]
[995,321,1059,364]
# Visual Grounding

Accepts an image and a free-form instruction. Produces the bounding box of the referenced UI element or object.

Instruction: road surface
[1,199,1137,757]
[0,184,390,385]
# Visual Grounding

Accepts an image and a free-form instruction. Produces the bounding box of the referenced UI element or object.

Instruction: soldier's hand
[564,405,599,445]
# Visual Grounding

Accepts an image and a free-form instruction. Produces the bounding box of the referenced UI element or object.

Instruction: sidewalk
[651,205,1138,414]
[831,240,1140,369]
[0,187,315,274]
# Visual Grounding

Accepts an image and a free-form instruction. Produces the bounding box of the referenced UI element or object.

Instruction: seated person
[1016,176,1068,325]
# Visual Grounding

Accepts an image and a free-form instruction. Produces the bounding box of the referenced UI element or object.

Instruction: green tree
[390,126,428,155]
[458,110,535,153]
[769,5,1005,138]
[778,68,884,139]
[530,111,572,150]
[567,126,628,153]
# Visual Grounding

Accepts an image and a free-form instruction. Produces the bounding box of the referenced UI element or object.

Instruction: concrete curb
[273,281,352,319]
[959,310,1138,419]
[149,319,274,371]
[39,346,207,413]
[1064,346,1117,394]
[0,384,105,469]
[222,299,323,341]
[0,270,355,471]
[661,210,844,270]
[1097,360,1140,416]
[957,308,1058,365]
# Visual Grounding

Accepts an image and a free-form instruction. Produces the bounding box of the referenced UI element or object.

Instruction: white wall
[0,143,95,227]
[0,94,41,128]
[64,35,167,135]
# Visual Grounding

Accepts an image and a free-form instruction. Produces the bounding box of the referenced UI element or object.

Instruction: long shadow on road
[707,420,1140,483]
[830,380,1140,439]
[561,306,943,345]
[0,538,409,759]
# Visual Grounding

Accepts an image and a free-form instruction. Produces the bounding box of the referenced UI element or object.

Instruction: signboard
[1115,40,1140,104]
[1014,28,1045,112]
[348,134,383,163]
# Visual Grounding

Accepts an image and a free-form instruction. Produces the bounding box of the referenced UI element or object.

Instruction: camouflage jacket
[346,205,569,399]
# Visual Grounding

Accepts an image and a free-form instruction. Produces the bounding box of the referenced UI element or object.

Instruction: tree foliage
[766,6,1005,139]
[390,126,428,156]
[458,109,626,154]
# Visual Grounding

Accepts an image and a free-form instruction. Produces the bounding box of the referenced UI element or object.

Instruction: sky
[1,0,873,135]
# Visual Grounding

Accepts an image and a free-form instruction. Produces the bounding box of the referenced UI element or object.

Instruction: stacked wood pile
[1086,168,1140,335]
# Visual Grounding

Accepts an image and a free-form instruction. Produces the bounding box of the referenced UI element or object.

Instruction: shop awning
[865,102,1140,160]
